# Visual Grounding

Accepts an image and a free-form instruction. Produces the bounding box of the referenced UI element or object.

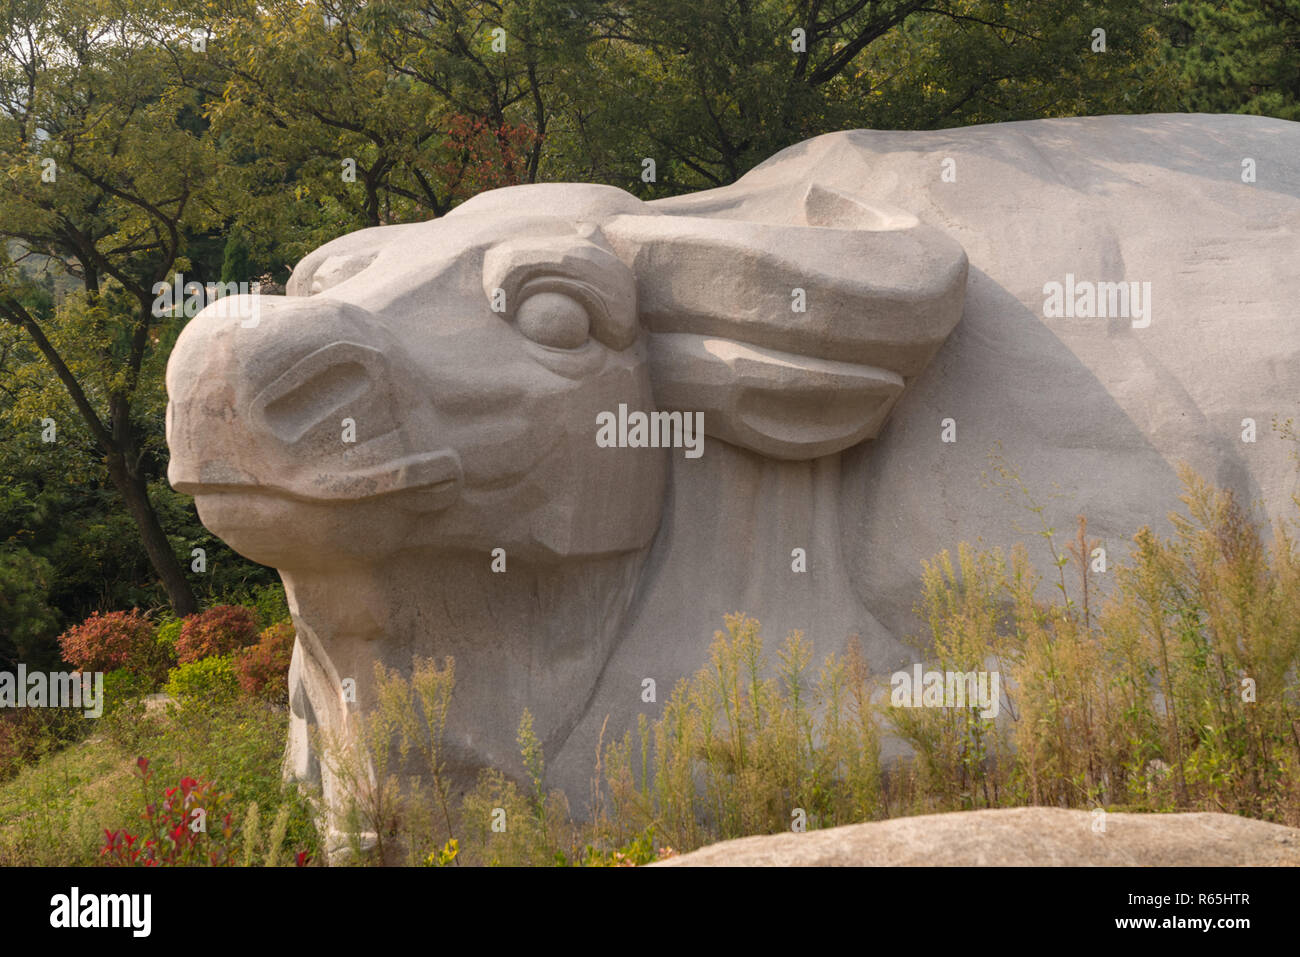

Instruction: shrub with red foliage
[234,622,296,703]
[102,758,234,866]
[57,609,155,672]
[176,605,259,664]
[102,757,311,867]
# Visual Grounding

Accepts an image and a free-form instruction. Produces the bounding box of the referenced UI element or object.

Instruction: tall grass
[5,466,1297,864]
[595,616,880,854]
[889,464,1300,823]
[311,466,1300,864]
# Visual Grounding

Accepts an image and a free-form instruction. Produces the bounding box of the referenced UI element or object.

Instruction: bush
[155,619,182,652]
[165,655,240,703]
[234,622,295,703]
[0,708,88,780]
[57,609,155,673]
[176,605,258,665]
[101,668,156,713]
[101,756,311,867]
[249,584,291,629]
[0,691,320,867]
[589,615,880,857]
[216,584,291,629]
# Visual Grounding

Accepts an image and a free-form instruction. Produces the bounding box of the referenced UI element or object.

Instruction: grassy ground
[0,697,318,866]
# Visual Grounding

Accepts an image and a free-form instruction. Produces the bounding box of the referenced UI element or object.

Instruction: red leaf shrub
[176,605,259,664]
[102,757,311,867]
[58,609,154,672]
[102,757,234,866]
[234,622,295,702]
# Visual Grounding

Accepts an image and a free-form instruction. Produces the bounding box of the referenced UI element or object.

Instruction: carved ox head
[164,181,967,829]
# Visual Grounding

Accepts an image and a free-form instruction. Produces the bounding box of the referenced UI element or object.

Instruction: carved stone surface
[166,113,1300,830]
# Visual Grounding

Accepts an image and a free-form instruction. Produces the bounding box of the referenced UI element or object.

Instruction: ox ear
[599,187,968,460]
[286,222,424,297]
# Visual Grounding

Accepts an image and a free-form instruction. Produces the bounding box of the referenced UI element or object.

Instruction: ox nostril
[261,359,371,443]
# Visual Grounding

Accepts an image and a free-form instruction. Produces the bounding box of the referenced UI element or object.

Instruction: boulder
[653,807,1300,866]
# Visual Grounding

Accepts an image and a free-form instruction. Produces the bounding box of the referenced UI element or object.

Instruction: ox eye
[515,291,591,350]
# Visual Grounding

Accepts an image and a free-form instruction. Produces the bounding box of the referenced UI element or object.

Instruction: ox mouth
[171,449,463,510]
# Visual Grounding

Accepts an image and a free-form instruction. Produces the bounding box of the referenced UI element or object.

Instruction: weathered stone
[165,114,1300,834]
[653,807,1300,866]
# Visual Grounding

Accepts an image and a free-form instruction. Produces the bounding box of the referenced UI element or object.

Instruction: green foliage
[101,667,157,713]
[0,693,319,866]
[220,231,253,286]
[219,583,291,631]
[101,757,309,867]
[887,542,1012,809]
[322,660,415,865]
[461,708,576,866]
[239,801,300,868]
[150,695,319,857]
[593,616,881,855]
[1164,0,1300,120]
[154,619,183,652]
[0,548,59,667]
[0,736,132,865]
[0,707,90,782]
[165,654,240,704]
[330,617,879,866]
[100,672,158,753]
[321,655,463,865]
[1102,468,1300,819]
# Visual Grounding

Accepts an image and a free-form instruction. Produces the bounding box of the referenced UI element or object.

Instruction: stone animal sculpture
[166,113,1300,837]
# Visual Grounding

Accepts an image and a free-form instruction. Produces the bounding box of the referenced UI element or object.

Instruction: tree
[570,0,1181,193]
[0,0,1291,634]
[165,0,554,248]
[0,0,229,617]
[1164,0,1300,120]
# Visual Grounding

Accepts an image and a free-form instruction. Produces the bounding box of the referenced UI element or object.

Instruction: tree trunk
[109,456,199,618]
[2,304,200,618]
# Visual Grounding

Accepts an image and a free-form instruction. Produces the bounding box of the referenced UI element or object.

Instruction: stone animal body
[166,113,1300,823]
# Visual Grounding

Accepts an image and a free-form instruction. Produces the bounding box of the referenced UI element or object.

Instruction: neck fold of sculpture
[654,443,863,624]
[281,545,648,833]
[562,440,889,766]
